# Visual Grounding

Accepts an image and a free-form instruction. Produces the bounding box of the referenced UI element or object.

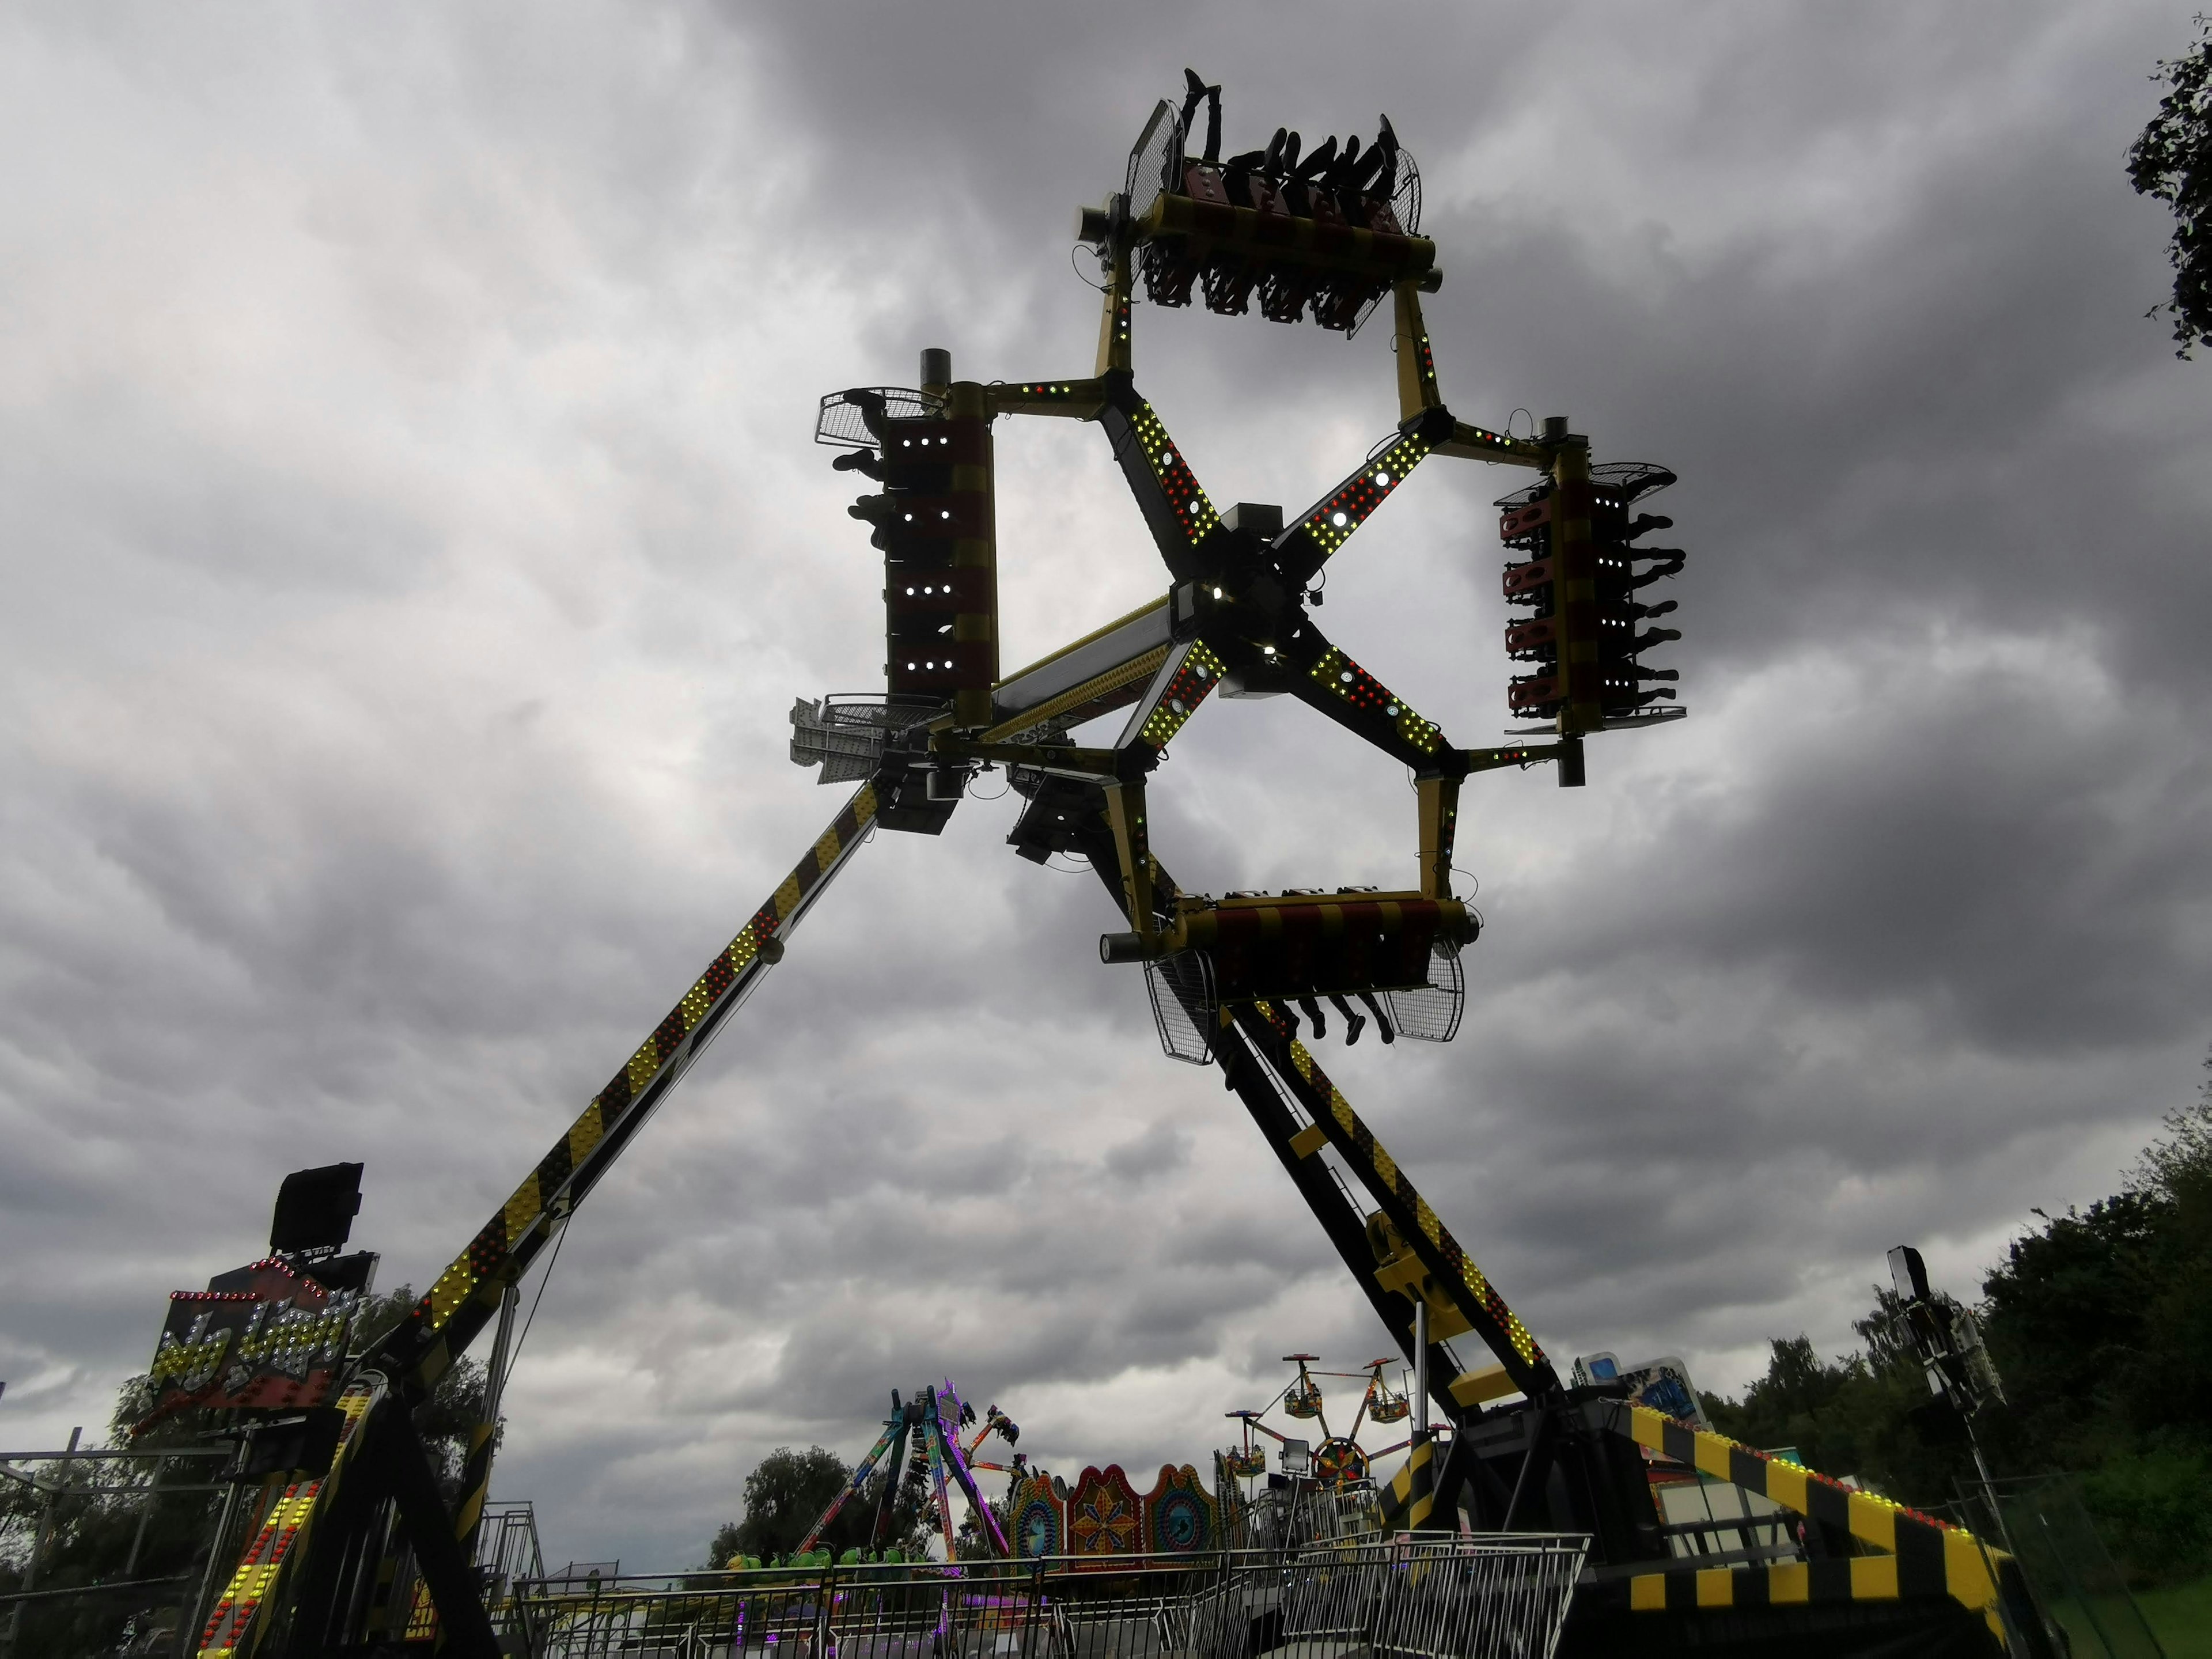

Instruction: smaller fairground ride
[786,1380,1021,1563]
[1226,1354,1416,1493]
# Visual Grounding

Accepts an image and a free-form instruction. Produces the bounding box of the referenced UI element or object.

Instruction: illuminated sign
[135,1255,371,1433]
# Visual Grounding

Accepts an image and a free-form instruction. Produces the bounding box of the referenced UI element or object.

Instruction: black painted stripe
[1808,1559,1851,1603]
[1895,1521,1946,1599]
[1804,1479,1850,1532]
[1729,1445,1767,1494]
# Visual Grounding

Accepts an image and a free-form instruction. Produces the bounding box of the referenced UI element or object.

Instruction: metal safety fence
[505,1535,1587,1659]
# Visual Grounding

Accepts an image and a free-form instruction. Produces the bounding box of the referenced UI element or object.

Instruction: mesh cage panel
[789,695,944,782]
[1393,148,1423,235]
[1497,461,1676,513]
[1592,460,1677,500]
[815,386,948,448]
[1147,951,1217,1065]
[1125,98,1184,223]
[1385,942,1465,1044]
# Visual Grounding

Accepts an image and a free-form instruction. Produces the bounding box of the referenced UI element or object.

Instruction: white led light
[1211,586,1224,599]
[1339,671,1354,684]
[1332,512,1348,528]
[1376,471,1391,485]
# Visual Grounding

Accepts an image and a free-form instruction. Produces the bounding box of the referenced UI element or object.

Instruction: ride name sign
[134,1256,369,1433]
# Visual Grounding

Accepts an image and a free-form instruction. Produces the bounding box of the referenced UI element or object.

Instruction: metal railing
[504,1535,1587,1659]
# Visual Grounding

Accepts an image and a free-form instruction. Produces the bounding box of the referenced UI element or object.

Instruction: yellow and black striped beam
[1377,1433,1439,1533]
[366,782,882,1396]
[194,1382,381,1659]
[1234,1004,1559,1401]
[1612,1404,2004,1639]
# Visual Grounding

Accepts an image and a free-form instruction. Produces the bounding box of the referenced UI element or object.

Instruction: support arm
[365,782,883,1397]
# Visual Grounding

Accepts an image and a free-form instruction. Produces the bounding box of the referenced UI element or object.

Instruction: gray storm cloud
[1,1,2206,1570]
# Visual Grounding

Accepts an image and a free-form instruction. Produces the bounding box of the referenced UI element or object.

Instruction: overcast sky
[3,1,2208,1573]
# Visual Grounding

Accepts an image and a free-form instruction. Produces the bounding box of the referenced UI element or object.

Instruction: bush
[2080,1449,2212,1583]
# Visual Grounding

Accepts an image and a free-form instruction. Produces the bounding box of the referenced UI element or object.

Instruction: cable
[507,1213,572,1372]
[1069,245,1108,293]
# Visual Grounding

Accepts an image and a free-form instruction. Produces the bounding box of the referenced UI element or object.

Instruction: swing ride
[1224,1355,1417,1493]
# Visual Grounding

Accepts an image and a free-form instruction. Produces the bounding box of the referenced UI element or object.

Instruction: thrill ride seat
[1101,81,1433,335]
[1500,461,1687,727]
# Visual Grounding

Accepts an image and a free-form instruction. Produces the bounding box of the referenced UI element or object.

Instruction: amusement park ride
[786,1384,1020,1564]
[143,74,2046,1659]
[1225,1355,1416,1493]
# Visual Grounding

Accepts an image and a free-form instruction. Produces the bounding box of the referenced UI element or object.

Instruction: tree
[1705,1050,2212,1582]
[705,1442,937,1567]
[2128,16,2212,357]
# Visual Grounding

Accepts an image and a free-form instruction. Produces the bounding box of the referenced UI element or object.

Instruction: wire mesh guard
[815,386,949,449]
[1146,950,1218,1066]
[790,695,946,783]
[1124,97,1184,224]
[1391,147,1423,237]
[1144,939,1463,1063]
[1385,941,1465,1044]
[1493,460,1676,514]
[507,1538,1588,1659]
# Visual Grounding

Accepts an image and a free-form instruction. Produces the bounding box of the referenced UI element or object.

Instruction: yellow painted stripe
[1945,1529,1998,1608]
[1447,1363,1516,1405]
[569,1101,604,1165]
[772,872,803,921]
[1850,1555,1900,1600]
[1628,1575,1666,1612]
[1768,1561,1810,1604]
[501,1175,540,1248]
[1692,1431,1733,1482]
[814,826,843,873]
[453,1482,486,1539]
[427,1260,475,1325]
[1849,1489,1898,1552]
[1695,1567,1733,1608]
[1766,1457,1809,1516]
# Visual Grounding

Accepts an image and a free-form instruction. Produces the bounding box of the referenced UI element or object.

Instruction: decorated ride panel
[1141,1464,1218,1554]
[1065,1464,1143,1558]
[1312,1437,1369,1487]
[1007,1471,1064,1560]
